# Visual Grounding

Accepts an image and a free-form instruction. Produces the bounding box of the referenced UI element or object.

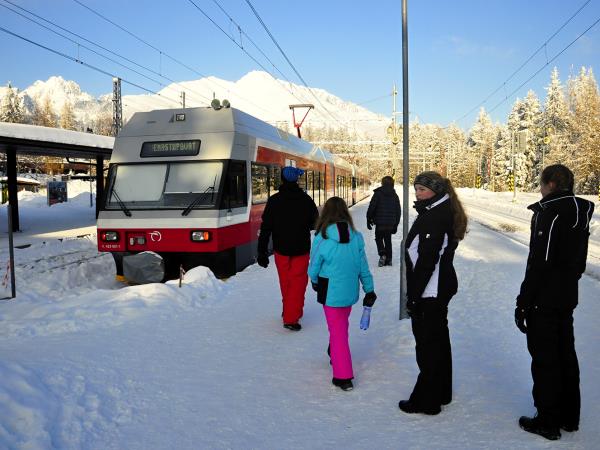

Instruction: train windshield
[106,161,223,210]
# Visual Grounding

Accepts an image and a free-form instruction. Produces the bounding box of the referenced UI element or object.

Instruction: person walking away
[308,197,376,391]
[515,164,594,441]
[366,176,401,266]
[257,166,319,331]
[399,171,467,415]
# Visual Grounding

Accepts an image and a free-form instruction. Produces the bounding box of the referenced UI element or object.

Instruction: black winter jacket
[257,181,319,256]
[405,193,458,302]
[517,191,594,311]
[366,185,401,230]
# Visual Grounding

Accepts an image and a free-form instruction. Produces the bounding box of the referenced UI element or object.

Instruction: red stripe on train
[98,206,265,253]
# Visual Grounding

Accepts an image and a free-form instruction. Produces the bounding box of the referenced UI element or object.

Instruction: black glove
[257,253,269,268]
[514,306,528,334]
[366,223,373,231]
[363,292,377,307]
[311,281,318,292]
[406,298,418,317]
[392,226,398,234]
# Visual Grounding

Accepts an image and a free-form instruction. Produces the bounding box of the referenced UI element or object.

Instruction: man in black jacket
[515,164,594,441]
[366,176,401,266]
[257,166,319,331]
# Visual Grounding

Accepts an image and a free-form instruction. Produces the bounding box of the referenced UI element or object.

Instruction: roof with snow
[0,122,114,158]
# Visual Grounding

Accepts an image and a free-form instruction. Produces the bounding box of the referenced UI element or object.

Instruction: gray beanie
[414,173,447,194]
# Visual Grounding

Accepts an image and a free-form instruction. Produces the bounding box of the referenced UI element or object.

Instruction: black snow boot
[398,400,440,415]
[378,255,386,267]
[332,378,353,391]
[518,416,561,440]
[561,422,579,432]
[283,323,301,331]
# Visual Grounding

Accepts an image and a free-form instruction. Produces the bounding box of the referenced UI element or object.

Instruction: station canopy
[0,122,114,231]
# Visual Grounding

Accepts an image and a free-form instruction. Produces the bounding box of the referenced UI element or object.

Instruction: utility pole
[387,85,400,176]
[112,77,123,137]
[180,91,186,109]
[399,0,410,320]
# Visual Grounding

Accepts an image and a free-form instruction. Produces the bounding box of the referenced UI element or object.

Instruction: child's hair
[416,171,468,241]
[540,164,574,191]
[315,196,355,238]
[381,175,394,186]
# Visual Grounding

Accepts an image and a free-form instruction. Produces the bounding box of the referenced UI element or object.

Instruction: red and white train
[97,104,370,278]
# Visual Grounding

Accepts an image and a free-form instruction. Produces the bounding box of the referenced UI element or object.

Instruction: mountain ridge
[1,71,387,138]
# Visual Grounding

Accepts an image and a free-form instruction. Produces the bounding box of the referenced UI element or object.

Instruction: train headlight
[101,231,119,241]
[191,230,211,242]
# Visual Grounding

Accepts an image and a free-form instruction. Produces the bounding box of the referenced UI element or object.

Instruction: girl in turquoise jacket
[308,197,376,391]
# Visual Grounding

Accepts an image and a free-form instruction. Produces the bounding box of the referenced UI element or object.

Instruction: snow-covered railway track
[16,250,109,273]
[465,200,600,277]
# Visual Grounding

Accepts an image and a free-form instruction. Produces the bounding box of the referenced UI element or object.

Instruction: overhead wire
[184,0,315,109]
[0,25,181,106]
[487,14,600,114]
[72,0,283,118]
[243,0,347,127]
[456,0,593,123]
[209,0,295,83]
[0,0,214,106]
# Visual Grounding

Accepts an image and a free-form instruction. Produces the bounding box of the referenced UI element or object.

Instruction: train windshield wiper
[111,189,132,217]
[181,185,215,216]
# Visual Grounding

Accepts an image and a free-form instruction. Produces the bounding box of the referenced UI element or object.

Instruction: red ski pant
[324,305,354,380]
[274,252,309,324]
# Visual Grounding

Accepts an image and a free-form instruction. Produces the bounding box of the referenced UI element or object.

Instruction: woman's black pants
[409,300,452,411]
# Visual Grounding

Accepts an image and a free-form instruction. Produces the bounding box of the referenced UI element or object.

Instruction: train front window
[106,161,223,210]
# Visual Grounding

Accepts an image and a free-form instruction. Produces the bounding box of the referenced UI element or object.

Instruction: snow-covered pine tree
[0,82,24,123]
[59,101,77,130]
[491,125,513,191]
[568,67,600,194]
[542,67,570,168]
[468,107,496,188]
[521,90,543,189]
[31,95,57,127]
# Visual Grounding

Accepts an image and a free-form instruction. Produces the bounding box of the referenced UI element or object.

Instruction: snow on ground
[0,186,598,449]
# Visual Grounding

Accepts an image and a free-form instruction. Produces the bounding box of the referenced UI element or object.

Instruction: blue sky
[1,0,599,130]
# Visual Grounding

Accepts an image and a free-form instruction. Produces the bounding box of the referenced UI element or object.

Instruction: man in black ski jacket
[257,166,319,331]
[515,164,595,441]
[366,176,401,266]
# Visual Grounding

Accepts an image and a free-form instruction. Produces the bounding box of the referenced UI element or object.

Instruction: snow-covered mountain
[2,72,387,138]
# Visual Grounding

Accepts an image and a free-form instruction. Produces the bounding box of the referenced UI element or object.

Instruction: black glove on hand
[514,306,528,334]
[363,292,377,307]
[406,298,418,317]
[392,226,398,234]
[257,253,269,268]
[311,281,318,292]
[366,221,373,231]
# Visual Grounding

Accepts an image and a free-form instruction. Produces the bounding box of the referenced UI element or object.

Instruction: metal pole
[7,206,16,298]
[399,0,410,320]
[512,131,517,202]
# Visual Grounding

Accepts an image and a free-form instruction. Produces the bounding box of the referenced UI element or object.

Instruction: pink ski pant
[323,305,354,379]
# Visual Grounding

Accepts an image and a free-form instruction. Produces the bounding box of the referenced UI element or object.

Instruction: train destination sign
[140,140,201,157]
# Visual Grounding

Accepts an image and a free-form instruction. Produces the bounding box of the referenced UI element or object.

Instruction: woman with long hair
[308,197,376,391]
[399,171,467,415]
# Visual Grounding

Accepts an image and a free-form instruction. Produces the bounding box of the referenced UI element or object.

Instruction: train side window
[269,165,281,195]
[222,160,247,209]
[307,171,314,201]
[251,163,269,204]
[319,172,324,205]
[298,171,307,192]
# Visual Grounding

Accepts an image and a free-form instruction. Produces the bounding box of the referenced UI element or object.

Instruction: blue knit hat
[282,166,304,182]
